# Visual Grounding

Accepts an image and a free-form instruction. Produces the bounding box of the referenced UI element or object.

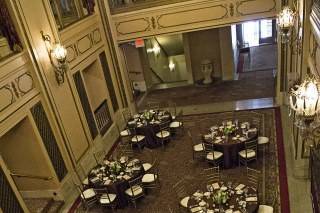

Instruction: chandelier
[289,76,320,129]
[277,6,296,43]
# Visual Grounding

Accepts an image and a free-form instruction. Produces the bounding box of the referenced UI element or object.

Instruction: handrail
[11,173,53,181]
[150,67,164,83]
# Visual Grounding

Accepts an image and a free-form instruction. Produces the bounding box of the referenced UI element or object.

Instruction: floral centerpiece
[213,190,229,205]
[142,110,153,121]
[109,161,124,176]
[223,125,236,135]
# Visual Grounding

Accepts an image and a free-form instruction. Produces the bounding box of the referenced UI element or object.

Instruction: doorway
[241,19,276,47]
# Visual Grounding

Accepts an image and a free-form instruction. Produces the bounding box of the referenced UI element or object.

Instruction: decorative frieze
[0,71,35,113]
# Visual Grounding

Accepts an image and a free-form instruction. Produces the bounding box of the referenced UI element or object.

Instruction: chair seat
[258,205,274,213]
[142,163,152,172]
[193,143,204,152]
[142,174,158,183]
[99,193,117,204]
[82,177,89,185]
[120,129,130,137]
[206,151,223,160]
[239,149,256,158]
[131,135,145,142]
[156,130,170,138]
[258,136,269,145]
[170,121,182,128]
[81,188,96,199]
[125,185,143,197]
[180,196,190,208]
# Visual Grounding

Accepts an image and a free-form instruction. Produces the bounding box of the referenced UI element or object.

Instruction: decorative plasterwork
[64,28,102,65]
[309,1,320,78]
[0,71,35,113]
[235,0,276,16]
[112,0,278,42]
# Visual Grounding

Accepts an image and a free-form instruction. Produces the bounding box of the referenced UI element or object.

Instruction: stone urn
[201,59,213,84]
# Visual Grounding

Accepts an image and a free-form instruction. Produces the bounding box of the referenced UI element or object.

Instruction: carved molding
[236,0,277,16]
[0,71,35,113]
[65,28,102,64]
[156,4,228,29]
[115,18,151,35]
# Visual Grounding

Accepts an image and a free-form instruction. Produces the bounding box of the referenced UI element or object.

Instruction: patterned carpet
[75,108,287,213]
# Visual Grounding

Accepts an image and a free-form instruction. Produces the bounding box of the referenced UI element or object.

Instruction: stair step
[24,198,64,213]
[24,198,52,213]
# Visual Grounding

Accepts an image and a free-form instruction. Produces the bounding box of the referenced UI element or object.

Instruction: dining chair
[258,188,277,213]
[119,110,132,138]
[238,139,258,166]
[172,178,190,210]
[76,184,97,210]
[203,142,224,167]
[202,166,220,185]
[188,130,204,160]
[94,187,118,212]
[142,149,155,172]
[246,167,260,189]
[169,109,184,136]
[130,125,146,152]
[142,158,160,190]
[156,120,171,149]
[125,175,145,208]
[258,127,271,155]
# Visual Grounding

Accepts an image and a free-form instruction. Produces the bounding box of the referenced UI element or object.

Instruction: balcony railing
[109,0,192,14]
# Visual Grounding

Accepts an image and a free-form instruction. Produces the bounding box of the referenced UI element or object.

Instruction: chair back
[247,167,260,188]
[173,179,188,199]
[94,188,112,202]
[158,120,170,132]
[203,142,214,153]
[128,175,143,196]
[245,139,258,154]
[203,166,220,185]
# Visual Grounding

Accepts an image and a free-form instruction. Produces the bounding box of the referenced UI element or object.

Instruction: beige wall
[187,28,222,81]
[219,27,236,81]
[0,117,58,191]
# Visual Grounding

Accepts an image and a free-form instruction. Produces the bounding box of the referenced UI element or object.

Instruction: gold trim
[0,85,15,112]
[236,0,276,16]
[115,17,151,35]
[156,4,228,29]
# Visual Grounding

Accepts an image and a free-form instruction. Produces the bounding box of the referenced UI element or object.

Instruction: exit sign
[135,38,145,48]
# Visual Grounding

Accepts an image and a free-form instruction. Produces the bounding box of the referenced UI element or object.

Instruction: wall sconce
[41,31,68,85]
[169,60,175,71]
[289,75,320,129]
[277,6,295,43]
[147,43,161,56]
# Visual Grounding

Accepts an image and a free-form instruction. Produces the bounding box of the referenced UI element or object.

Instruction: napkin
[90,177,100,183]
[212,182,220,190]
[123,175,131,180]
[233,211,241,213]
[225,209,233,213]
[239,137,247,142]
[235,184,245,190]
[248,128,257,132]
[193,191,203,197]
[246,197,258,202]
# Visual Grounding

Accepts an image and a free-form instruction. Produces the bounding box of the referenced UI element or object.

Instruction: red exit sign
[135,38,145,48]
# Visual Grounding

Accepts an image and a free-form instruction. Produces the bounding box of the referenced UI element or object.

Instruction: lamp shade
[277,6,295,29]
[52,44,67,62]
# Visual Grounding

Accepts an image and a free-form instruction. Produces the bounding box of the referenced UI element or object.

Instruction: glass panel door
[259,19,274,44]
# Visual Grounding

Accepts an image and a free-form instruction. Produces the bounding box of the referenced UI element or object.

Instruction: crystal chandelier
[289,76,320,129]
[277,6,295,43]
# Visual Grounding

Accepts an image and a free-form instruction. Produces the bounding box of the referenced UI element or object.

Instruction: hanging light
[277,6,295,43]
[289,76,320,129]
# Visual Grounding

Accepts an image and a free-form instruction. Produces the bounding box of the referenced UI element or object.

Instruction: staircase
[24,198,64,213]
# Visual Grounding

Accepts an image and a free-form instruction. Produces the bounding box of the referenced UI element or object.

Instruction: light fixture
[169,60,175,71]
[289,75,320,129]
[41,31,68,85]
[147,43,161,56]
[277,6,296,43]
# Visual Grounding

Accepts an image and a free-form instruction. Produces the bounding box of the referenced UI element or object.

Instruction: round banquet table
[127,110,172,148]
[87,159,144,208]
[187,181,258,213]
[203,124,258,169]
